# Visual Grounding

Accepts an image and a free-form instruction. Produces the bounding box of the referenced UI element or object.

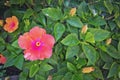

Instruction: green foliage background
[0,0,120,80]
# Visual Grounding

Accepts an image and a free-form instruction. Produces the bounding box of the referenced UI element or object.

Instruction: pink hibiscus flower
[18,26,55,61]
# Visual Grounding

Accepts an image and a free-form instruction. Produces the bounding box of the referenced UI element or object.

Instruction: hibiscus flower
[18,26,55,61]
[4,16,19,33]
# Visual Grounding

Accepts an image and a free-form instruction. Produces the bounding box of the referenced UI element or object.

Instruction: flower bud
[47,75,52,80]
[106,38,112,45]
[0,20,3,26]
[81,24,88,34]
[69,8,76,16]
[82,67,95,73]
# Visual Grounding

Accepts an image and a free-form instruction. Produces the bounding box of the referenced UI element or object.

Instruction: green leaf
[103,63,112,69]
[83,74,95,80]
[77,1,88,19]
[108,21,116,30]
[115,17,120,28]
[88,16,106,26]
[29,64,39,78]
[99,51,113,63]
[0,43,5,52]
[53,75,63,80]
[62,72,72,80]
[76,58,87,69]
[23,9,34,19]
[67,62,76,72]
[104,0,113,14]
[118,41,120,52]
[40,63,53,72]
[14,54,24,70]
[54,23,65,41]
[4,54,16,68]
[12,40,20,48]
[19,71,28,80]
[72,74,83,80]
[85,32,95,43]
[89,28,110,41]
[66,46,79,59]
[42,8,63,20]
[35,75,46,80]
[107,62,119,78]
[0,37,5,44]
[67,17,83,28]
[82,44,98,65]
[114,5,119,19]
[37,12,46,26]
[92,67,104,80]
[61,33,80,46]
[106,45,120,59]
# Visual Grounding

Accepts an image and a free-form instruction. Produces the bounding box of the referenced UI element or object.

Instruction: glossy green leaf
[106,45,120,59]
[42,8,63,20]
[29,64,39,78]
[67,17,83,28]
[85,32,95,43]
[35,75,46,80]
[89,28,110,41]
[66,46,79,59]
[103,63,112,70]
[107,62,119,78]
[40,63,53,72]
[61,33,80,46]
[99,51,113,63]
[92,67,104,80]
[76,58,87,69]
[83,74,95,80]
[0,43,5,52]
[19,71,28,80]
[53,75,63,80]
[67,62,76,72]
[14,54,24,70]
[62,72,72,80]
[54,23,65,41]
[82,44,97,65]
[72,74,83,80]
[115,17,120,28]
[4,54,16,68]
[77,1,88,19]
[88,16,106,26]
[23,9,33,19]
[104,0,113,14]
[108,21,116,30]
[118,41,120,52]
[114,5,119,19]
[37,12,46,26]
[12,40,20,48]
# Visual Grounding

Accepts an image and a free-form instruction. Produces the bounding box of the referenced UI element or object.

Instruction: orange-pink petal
[29,26,46,40]
[41,34,55,48]
[18,32,33,49]
[39,45,52,59]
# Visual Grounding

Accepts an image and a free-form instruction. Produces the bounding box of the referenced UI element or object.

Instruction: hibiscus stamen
[36,42,41,47]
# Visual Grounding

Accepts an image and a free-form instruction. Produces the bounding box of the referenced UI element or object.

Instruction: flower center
[36,42,41,47]
[10,22,15,28]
